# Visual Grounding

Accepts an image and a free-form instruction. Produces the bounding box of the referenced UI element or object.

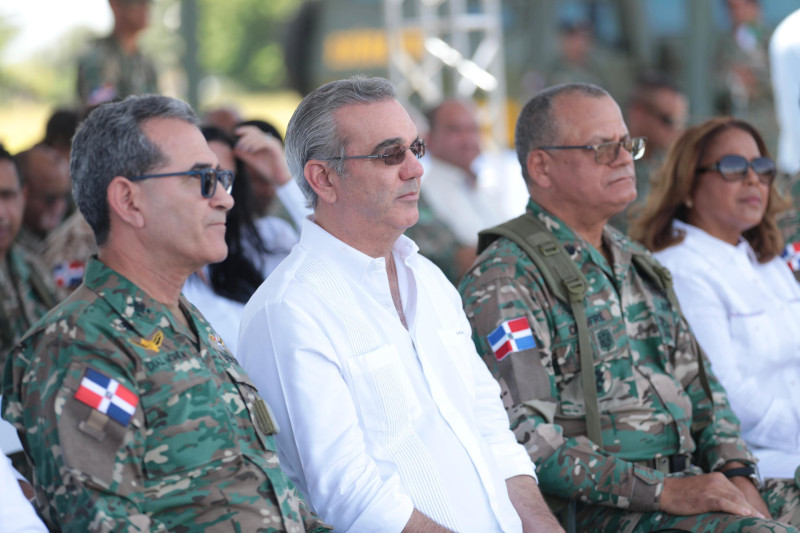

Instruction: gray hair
[515,82,610,182]
[285,76,397,208]
[70,95,198,246]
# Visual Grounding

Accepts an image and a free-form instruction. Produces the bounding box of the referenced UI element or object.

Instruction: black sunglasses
[697,155,776,185]
[128,168,235,198]
[329,138,426,166]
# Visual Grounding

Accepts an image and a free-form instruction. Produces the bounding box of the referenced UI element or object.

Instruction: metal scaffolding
[383,0,509,149]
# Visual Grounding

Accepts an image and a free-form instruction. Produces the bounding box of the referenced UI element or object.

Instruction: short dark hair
[0,143,21,186]
[70,95,198,246]
[515,82,610,182]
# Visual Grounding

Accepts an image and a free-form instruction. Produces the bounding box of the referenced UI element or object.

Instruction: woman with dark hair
[631,116,800,477]
[182,125,306,353]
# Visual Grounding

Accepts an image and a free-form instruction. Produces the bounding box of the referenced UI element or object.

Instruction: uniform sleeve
[2,329,167,532]
[459,259,666,512]
[238,291,414,533]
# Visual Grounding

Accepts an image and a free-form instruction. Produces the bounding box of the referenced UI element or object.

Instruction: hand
[233,125,292,187]
[660,473,765,518]
[729,474,771,520]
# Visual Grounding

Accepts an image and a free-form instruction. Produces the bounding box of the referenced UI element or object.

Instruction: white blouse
[654,220,800,477]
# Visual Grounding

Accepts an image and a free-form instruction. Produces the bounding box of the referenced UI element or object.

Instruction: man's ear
[526,149,553,188]
[107,176,145,229]
[304,160,338,204]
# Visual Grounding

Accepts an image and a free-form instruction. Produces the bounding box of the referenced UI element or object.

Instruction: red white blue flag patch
[74,368,139,427]
[487,317,536,361]
[53,260,85,289]
[782,241,800,272]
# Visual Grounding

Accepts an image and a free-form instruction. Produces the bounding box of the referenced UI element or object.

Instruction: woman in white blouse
[631,116,800,478]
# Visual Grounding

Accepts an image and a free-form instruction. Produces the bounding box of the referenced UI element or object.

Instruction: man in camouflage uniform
[76,0,158,108]
[2,95,329,532]
[459,82,800,532]
[0,143,57,373]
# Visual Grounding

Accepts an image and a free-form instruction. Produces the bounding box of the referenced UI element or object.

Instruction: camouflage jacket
[458,200,755,512]
[77,34,158,107]
[0,244,57,375]
[2,257,329,532]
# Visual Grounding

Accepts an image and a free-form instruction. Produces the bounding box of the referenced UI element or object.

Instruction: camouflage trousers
[576,478,800,533]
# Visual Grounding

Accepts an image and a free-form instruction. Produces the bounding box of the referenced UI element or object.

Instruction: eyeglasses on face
[329,138,426,166]
[696,155,776,185]
[535,136,647,164]
[128,168,235,198]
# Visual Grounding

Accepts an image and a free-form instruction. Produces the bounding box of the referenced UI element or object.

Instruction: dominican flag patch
[487,317,536,361]
[782,242,800,272]
[53,260,85,289]
[74,368,139,427]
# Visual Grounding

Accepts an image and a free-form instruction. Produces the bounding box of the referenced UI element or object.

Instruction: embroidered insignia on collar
[208,333,226,351]
[131,330,164,352]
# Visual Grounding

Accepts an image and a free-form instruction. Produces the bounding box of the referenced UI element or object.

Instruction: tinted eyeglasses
[330,138,426,166]
[697,155,776,185]
[128,168,235,198]
[535,136,646,164]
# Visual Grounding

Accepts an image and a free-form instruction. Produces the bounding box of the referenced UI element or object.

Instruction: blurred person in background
[13,146,71,254]
[182,125,302,354]
[769,8,800,279]
[40,108,80,163]
[413,99,513,283]
[0,142,57,493]
[76,0,158,108]
[631,117,800,478]
[202,106,243,136]
[715,0,777,153]
[611,73,689,233]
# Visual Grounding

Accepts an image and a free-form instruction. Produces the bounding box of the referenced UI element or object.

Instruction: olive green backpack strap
[631,253,714,418]
[478,214,603,448]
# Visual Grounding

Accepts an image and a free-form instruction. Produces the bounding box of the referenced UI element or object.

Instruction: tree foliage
[197,0,302,90]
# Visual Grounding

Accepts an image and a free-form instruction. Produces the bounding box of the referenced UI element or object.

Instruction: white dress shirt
[655,221,800,477]
[770,8,800,175]
[0,455,47,532]
[421,156,519,246]
[238,218,535,533]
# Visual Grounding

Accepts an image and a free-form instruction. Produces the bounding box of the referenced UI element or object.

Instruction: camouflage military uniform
[42,210,98,298]
[459,200,800,532]
[404,194,464,284]
[76,34,158,107]
[14,226,46,255]
[2,257,329,532]
[0,244,57,374]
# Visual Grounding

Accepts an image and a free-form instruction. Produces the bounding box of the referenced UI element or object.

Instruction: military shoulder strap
[478,213,603,447]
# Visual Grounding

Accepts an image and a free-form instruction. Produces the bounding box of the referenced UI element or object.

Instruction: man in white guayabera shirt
[238,76,564,533]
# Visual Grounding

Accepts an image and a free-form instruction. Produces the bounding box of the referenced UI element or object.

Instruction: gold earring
[685,199,693,209]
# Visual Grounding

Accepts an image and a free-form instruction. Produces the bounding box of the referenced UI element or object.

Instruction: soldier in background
[0,143,57,373]
[13,146,71,254]
[76,0,158,108]
[2,95,329,532]
[611,73,688,233]
[459,83,800,532]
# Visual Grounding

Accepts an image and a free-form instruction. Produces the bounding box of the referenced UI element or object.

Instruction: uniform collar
[83,256,200,341]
